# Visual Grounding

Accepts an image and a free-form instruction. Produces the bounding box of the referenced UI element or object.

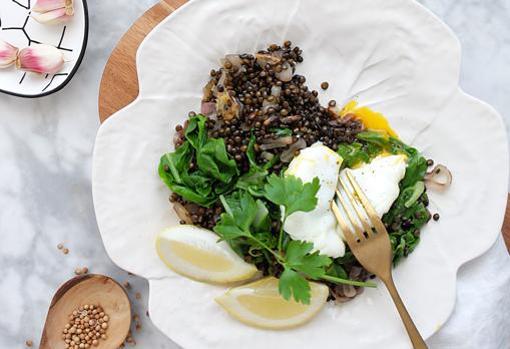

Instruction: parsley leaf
[285,241,332,280]
[213,214,252,240]
[264,174,320,217]
[279,267,311,304]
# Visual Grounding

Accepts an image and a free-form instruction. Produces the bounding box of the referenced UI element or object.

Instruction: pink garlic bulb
[0,39,19,68]
[32,0,74,25]
[16,44,65,74]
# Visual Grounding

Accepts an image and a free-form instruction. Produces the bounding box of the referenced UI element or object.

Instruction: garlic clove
[16,44,65,74]
[31,7,73,25]
[0,39,19,68]
[32,0,73,13]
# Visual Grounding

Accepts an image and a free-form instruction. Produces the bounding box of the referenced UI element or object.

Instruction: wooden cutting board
[97,0,510,251]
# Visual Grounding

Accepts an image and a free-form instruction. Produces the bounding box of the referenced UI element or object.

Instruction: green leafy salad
[159,114,432,305]
[155,42,446,311]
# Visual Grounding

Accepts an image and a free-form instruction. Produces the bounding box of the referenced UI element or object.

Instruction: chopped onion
[349,266,363,279]
[222,54,242,69]
[424,164,452,191]
[262,99,278,110]
[280,138,307,162]
[275,62,293,82]
[200,101,216,116]
[281,115,301,124]
[262,115,278,127]
[261,151,274,161]
[342,285,357,298]
[271,85,282,97]
[260,136,294,150]
[202,79,215,101]
[173,202,192,224]
[333,296,352,304]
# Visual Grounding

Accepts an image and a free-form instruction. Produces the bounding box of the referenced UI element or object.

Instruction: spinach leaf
[158,114,239,207]
[197,138,238,183]
[185,115,207,149]
[158,142,192,185]
[337,142,370,168]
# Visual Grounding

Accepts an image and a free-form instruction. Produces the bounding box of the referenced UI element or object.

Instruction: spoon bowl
[39,274,131,349]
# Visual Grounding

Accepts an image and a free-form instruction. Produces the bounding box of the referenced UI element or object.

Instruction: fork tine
[345,171,387,234]
[330,200,357,247]
[338,175,374,238]
[335,189,366,241]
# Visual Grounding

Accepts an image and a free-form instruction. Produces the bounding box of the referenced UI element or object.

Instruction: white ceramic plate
[0,0,88,97]
[92,0,509,348]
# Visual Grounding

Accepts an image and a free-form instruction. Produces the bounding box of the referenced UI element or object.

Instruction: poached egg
[284,143,346,258]
[284,143,407,258]
[339,154,407,219]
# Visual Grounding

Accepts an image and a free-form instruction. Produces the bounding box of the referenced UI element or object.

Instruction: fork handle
[381,276,428,349]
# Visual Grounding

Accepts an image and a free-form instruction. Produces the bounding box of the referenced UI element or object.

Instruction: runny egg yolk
[340,100,398,138]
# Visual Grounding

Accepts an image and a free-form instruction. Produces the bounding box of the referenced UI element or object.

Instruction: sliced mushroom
[255,53,281,66]
[173,202,193,224]
[216,91,241,120]
[260,136,294,150]
[280,138,307,162]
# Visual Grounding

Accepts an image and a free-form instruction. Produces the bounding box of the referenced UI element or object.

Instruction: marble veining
[0,0,509,348]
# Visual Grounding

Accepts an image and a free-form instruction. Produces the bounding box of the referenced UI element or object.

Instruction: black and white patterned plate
[0,0,88,98]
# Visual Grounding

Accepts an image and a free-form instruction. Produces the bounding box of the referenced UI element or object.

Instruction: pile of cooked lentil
[171,41,363,229]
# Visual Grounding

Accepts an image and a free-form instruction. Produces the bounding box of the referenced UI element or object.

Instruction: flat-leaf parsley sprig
[214,174,376,304]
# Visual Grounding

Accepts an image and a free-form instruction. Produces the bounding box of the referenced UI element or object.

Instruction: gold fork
[331,171,427,349]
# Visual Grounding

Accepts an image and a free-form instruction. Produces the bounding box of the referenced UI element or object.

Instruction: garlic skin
[32,0,74,25]
[33,0,72,12]
[0,40,19,68]
[16,44,65,74]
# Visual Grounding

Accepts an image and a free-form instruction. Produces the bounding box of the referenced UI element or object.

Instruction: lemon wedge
[216,277,329,329]
[156,225,258,284]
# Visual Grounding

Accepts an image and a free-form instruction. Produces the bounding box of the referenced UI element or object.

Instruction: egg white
[284,142,346,258]
[337,154,407,231]
[284,145,408,258]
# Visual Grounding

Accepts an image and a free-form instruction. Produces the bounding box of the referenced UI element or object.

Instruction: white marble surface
[0,0,509,348]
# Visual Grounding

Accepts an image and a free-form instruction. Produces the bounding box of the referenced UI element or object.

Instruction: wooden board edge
[98,0,185,122]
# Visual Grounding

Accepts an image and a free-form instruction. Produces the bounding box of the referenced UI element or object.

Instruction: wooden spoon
[39,274,131,349]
